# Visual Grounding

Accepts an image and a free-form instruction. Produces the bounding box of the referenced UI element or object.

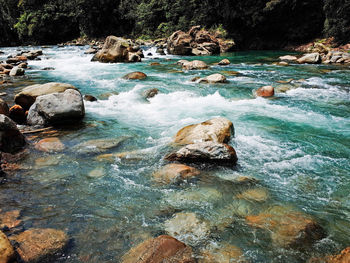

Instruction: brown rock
[0,210,21,230]
[199,243,246,263]
[174,117,233,145]
[255,86,274,97]
[121,235,195,263]
[325,247,350,263]
[122,71,147,80]
[142,88,159,99]
[167,31,193,55]
[150,62,161,66]
[13,228,68,263]
[35,137,65,153]
[0,99,9,116]
[9,104,26,124]
[236,188,269,202]
[218,59,230,65]
[153,163,200,184]
[246,206,325,248]
[83,95,97,102]
[0,231,15,263]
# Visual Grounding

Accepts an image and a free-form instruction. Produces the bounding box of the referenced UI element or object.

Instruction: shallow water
[1,46,350,262]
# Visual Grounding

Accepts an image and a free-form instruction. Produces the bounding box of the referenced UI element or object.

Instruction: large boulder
[122,71,147,80]
[255,86,275,97]
[199,73,227,84]
[9,66,25,76]
[27,89,85,127]
[182,60,209,70]
[0,114,26,153]
[121,235,195,263]
[0,99,9,116]
[279,55,298,62]
[11,228,68,263]
[153,163,200,184]
[0,231,15,263]
[297,53,321,64]
[35,137,65,153]
[91,36,141,63]
[165,142,238,166]
[15,82,78,110]
[246,206,325,248]
[174,117,233,145]
[167,26,221,56]
[9,105,26,124]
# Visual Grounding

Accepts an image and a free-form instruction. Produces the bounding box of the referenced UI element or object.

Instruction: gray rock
[0,114,26,153]
[297,53,321,64]
[165,141,238,166]
[142,88,159,99]
[9,67,25,76]
[0,99,9,116]
[27,89,85,126]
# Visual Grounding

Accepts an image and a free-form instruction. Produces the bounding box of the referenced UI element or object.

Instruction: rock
[218,39,236,53]
[182,60,208,70]
[150,62,161,66]
[84,48,98,54]
[27,89,85,126]
[164,212,210,245]
[35,137,65,153]
[246,206,325,248]
[91,36,141,63]
[121,235,195,263]
[174,117,233,145]
[34,155,60,168]
[122,71,147,80]
[0,210,21,230]
[6,56,27,64]
[9,66,25,76]
[176,60,189,66]
[297,53,321,64]
[199,243,246,263]
[218,59,230,65]
[191,76,201,82]
[167,31,193,55]
[83,95,97,102]
[142,88,159,99]
[156,48,166,55]
[9,104,26,124]
[279,55,298,62]
[165,142,238,166]
[236,188,269,202]
[199,73,227,84]
[153,163,200,184]
[316,247,350,263]
[0,231,15,263]
[277,61,289,66]
[73,137,127,154]
[15,82,78,110]
[88,167,105,178]
[41,67,55,71]
[12,228,68,263]
[0,99,9,116]
[18,62,28,69]
[0,114,26,153]
[221,70,241,76]
[255,86,274,97]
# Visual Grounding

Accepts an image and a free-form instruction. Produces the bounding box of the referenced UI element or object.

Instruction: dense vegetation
[0,0,349,48]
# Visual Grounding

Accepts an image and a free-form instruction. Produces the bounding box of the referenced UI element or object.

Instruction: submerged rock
[199,73,227,84]
[174,117,234,145]
[236,188,269,202]
[35,137,65,153]
[165,142,238,166]
[27,89,85,126]
[246,206,325,248]
[122,71,147,80]
[199,243,246,263]
[12,228,68,263]
[0,114,26,154]
[153,163,200,184]
[15,82,78,110]
[182,60,208,70]
[309,247,350,263]
[73,137,128,154]
[0,231,15,263]
[297,53,321,64]
[121,235,195,263]
[0,210,21,230]
[91,36,141,63]
[88,167,105,178]
[164,212,210,246]
[142,88,159,99]
[255,86,274,97]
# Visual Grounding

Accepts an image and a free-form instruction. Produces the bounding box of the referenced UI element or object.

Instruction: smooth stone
[0,210,21,230]
[218,59,230,65]
[74,137,128,154]
[0,114,26,153]
[199,73,227,84]
[88,167,105,178]
[35,155,61,168]
[236,188,269,202]
[12,228,68,263]
[164,212,210,246]
[122,71,147,80]
[246,205,326,248]
[0,231,15,263]
[18,62,28,69]
[0,98,9,116]
[121,235,195,263]
[176,59,189,66]
[83,94,97,102]
[279,55,298,62]
[27,89,85,126]
[35,137,65,153]
[9,66,25,76]
[255,86,274,97]
[297,52,321,64]
[9,104,26,124]
[174,117,234,145]
[182,60,209,70]
[199,243,246,263]
[153,163,200,184]
[165,142,238,166]
[15,82,78,110]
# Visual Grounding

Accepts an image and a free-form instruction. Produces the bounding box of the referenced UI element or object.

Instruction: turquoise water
[1,46,350,262]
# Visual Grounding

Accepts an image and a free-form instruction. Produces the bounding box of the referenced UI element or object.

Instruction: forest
[0,0,349,48]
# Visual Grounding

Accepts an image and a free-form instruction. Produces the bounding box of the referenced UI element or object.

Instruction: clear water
[0,46,350,262]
